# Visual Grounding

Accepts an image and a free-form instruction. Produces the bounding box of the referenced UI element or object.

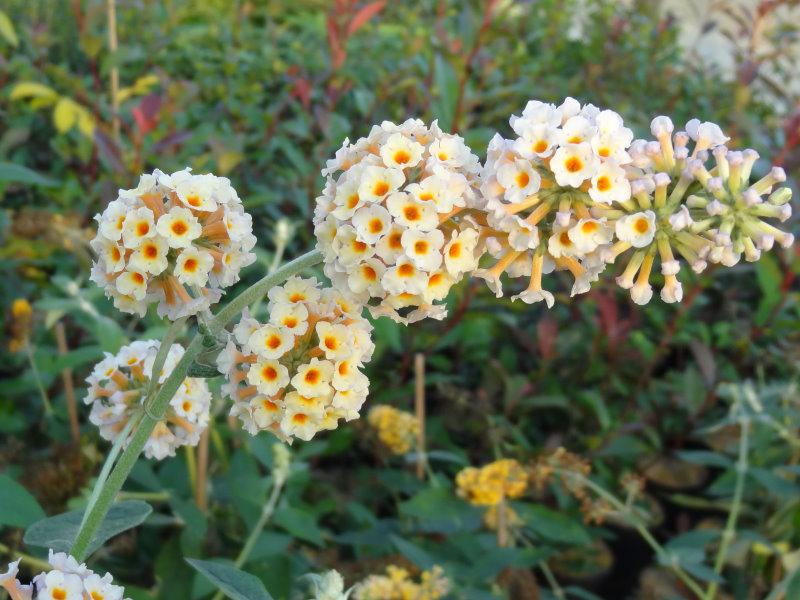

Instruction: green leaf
[186,559,273,600]
[0,474,46,528]
[273,506,323,546]
[390,535,436,569]
[0,10,18,47]
[0,161,60,187]
[514,503,591,545]
[24,500,152,555]
[675,450,733,469]
[399,486,482,534]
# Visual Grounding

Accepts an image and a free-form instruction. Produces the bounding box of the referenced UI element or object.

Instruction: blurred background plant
[0,0,798,598]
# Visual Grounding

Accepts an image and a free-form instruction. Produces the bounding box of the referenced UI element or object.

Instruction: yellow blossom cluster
[353,565,450,600]
[455,458,528,506]
[367,405,419,455]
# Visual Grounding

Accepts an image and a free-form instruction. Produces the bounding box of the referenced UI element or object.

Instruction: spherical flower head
[314,120,484,324]
[84,340,211,460]
[218,277,375,443]
[89,168,256,320]
[367,405,419,455]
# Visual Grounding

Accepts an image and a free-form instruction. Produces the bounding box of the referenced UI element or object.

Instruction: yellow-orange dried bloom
[8,298,33,352]
[367,405,419,455]
[456,458,528,506]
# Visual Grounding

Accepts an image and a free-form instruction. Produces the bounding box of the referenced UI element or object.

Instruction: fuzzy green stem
[705,417,750,600]
[78,410,142,531]
[69,250,322,561]
[560,469,706,599]
[25,342,52,416]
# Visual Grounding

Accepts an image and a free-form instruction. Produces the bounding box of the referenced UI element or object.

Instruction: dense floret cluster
[85,340,211,459]
[217,277,374,442]
[90,168,256,319]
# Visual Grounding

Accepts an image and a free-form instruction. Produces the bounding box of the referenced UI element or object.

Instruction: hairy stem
[705,416,750,600]
[69,250,322,560]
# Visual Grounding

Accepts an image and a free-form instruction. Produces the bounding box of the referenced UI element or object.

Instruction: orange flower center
[266,335,282,349]
[143,244,158,259]
[283,317,298,328]
[429,273,443,286]
[567,135,582,144]
[516,171,530,188]
[262,365,278,380]
[398,263,414,277]
[403,206,420,221]
[171,220,188,235]
[581,221,599,233]
[324,336,338,350]
[289,293,305,302]
[596,176,611,191]
[111,246,122,261]
[559,231,572,245]
[368,218,384,234]
[393,150,411,164]
[565,157,583,173]
[52,589,67,600]
[362,265,377,281]
[533,140,549,153]
[292,413,309,424]
[136,222,150,236]
[352,240,367,253]
[347,194,360,209]
[372,181,389,196]
[448,243,462,258]
[132,272,145,284]
[304,369,320,384]
[418,192,434,201]
[414,240,428,254]
[389,233,403,249]
[598,147,610,158]
[183,258,198,272]
[634,218,650,234]
[186,194,202,207]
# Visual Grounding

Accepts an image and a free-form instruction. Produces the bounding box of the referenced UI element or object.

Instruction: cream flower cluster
[90,168,256,319]
[216,277,374,442]
[85,340,211,460]
[475,97,794,306]
[1,550,129,600]
[314,119,484,323]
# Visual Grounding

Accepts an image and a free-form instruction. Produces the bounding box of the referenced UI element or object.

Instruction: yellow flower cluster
[455,458,528,506]
[353,565,450,600]
[8,298,33,353]
[367,405,419,455]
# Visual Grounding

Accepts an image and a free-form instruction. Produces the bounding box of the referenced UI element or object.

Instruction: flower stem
[210,475,285,600]
[69,250,322,561]
[705,416,750,600]
[560,470,706,599]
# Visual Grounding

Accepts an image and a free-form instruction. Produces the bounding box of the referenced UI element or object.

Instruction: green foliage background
[0,1,799,599]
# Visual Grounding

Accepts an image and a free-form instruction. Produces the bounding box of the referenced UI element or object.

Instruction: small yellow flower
[456,459,528,506]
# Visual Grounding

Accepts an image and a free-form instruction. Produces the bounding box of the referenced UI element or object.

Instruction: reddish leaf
[131,93,161,135]
[326,15,346,69]
[290,77,311,110]
[346,1,386,36]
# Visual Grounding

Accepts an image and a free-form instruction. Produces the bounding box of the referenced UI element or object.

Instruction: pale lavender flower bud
[742,189,762,206]
[651,116,674,137]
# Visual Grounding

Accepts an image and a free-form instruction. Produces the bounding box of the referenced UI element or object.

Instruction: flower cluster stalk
[70,250,322,561]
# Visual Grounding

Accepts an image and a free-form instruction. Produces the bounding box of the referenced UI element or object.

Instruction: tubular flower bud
[84,340,211,460]
[90,168,256,320]
[314,119,484,324]
[217,277,375,442]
